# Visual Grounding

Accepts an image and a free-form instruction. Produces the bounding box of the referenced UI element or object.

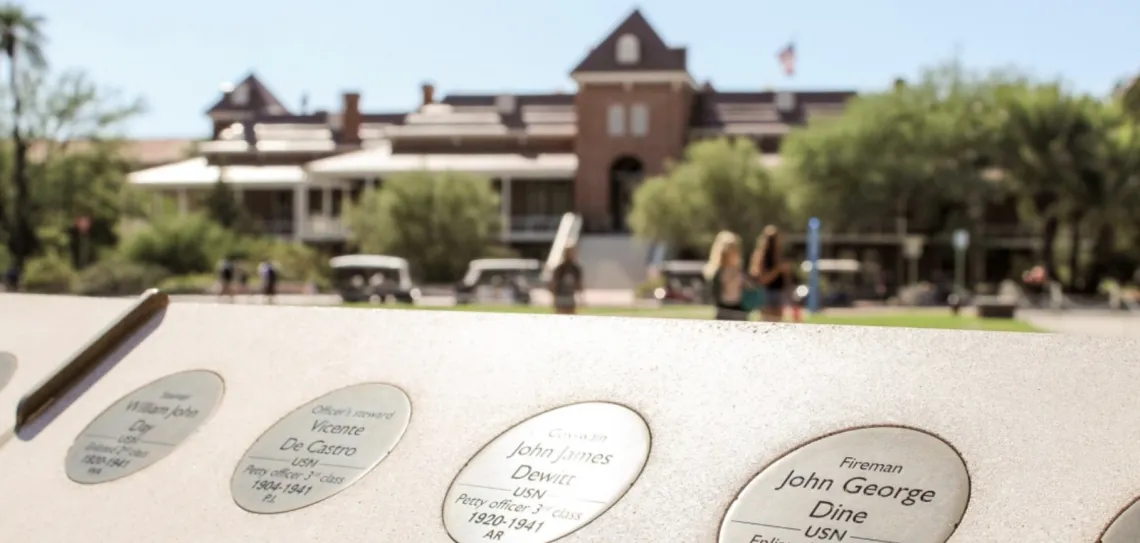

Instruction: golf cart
[652,260,711,304]
[793,258,864,308]
[454,258,541,305]
[330,254,421,304]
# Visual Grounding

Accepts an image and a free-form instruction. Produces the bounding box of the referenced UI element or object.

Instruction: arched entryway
[609,156,644,232]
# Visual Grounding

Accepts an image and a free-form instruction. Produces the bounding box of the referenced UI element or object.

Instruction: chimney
[421,82,436,106]
[342,92,361,145]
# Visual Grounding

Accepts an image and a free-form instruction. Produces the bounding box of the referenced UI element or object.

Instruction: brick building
[129,10,1031,288]
[130,10,847,237]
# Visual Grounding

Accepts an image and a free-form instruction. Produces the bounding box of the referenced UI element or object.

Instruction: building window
[630,103,649,136]
[616,34,640,65]
[607,104,626,136]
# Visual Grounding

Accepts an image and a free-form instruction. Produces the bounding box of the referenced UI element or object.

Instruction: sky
[29,0,1140,139]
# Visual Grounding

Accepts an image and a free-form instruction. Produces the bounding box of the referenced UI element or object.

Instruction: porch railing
[304,215,350,238]
[510,214,563,233]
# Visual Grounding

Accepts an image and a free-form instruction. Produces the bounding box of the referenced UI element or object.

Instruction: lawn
[346,302,1044,333]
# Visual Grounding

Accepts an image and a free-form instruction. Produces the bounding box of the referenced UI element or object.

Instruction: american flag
[778,42,796,76]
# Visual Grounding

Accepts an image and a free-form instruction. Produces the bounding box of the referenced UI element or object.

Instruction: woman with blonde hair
[704,231,750,321]
[749,225,792,322]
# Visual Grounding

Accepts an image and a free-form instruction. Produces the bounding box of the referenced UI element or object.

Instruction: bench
[975,296,1018,319]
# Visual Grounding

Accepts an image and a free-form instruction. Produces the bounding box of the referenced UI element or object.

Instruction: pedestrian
[217,257,236,303]
[238,267,249,296]
[259,260,279,305]
[749,225,793,322]
[704,231,750,321]
[550,245,583,315]
[3,264,19,292]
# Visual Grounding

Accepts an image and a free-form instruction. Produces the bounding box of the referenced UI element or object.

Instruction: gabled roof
[571,9,688,74]
[206,73,291,116]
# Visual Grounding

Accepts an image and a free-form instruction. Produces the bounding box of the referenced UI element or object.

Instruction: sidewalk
[1017,309,1140,337]
[167,294,342,306]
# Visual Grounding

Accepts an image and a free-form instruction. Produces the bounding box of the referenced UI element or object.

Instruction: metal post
[954,248,966,292]
[807,217,821,314]
[895,213,907,289]
[952,229,970,294]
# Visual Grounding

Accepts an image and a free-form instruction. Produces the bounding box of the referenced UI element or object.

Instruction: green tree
[346,171,501,282]
[13,69,145,267]
[203,169,255,233]
[628,137,790,252]
[1121,77,1140,121]
[992,83,1105,283]
[0,3,45,269]
[783,63,1016,238]
[1062,102,1140,288]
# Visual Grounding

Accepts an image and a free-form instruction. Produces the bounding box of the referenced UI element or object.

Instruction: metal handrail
[542,213,582,282]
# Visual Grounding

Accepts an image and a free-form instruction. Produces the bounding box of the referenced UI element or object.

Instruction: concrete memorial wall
[0,295,136,436]
[0,292,1138,542]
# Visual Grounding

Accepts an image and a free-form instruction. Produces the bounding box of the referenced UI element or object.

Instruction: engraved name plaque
[0,351,15,393]
[719,426,970,543]
[64,370,225,484]
[1101,496,1140,542]
[443,401,651,543]
[230,382,412,514]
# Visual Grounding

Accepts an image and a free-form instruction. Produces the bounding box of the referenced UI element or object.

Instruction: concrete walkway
[1017,309,1140,338]
[165,294,1140,338]
[169,289,642,309]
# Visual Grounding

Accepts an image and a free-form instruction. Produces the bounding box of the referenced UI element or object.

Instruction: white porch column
[339,185,350,214]
[234,189,243,203]
[321,186,332,219]
[500,177,512,241]
[176,189,188,215]
[293,185,307,242]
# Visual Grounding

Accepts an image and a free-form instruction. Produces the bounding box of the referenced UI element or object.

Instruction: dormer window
[616,34,640,65]
[231,83,249,106]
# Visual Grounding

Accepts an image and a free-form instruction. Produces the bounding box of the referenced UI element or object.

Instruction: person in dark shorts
[749,225,792,322]
[550,245,583,315]
[217,257,236,302]
[259,260,278,305]
[704,231,749,321]
[3,264,20,292]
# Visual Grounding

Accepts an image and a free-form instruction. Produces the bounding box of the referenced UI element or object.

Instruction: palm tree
[0,5,45,270]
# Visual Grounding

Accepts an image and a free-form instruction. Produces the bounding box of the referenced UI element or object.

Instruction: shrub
[635,277,666,299]
[123,213,232,275]
[483,245,521,259]
[235,237,330,285]
[22,252,78,294]
[159,273,218,295]
[75,258,170,296]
